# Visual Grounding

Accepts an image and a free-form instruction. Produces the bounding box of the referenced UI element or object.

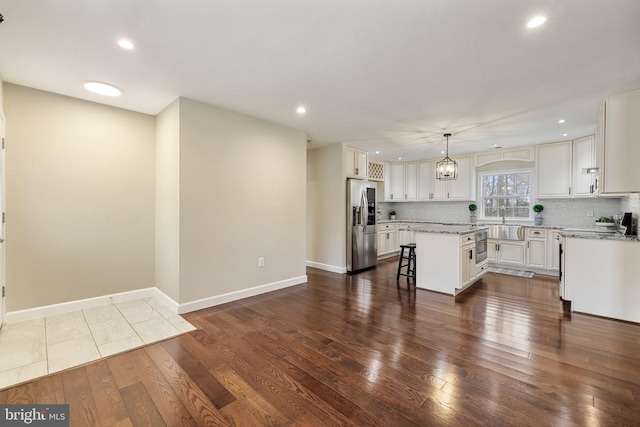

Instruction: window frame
[478,168,536,222]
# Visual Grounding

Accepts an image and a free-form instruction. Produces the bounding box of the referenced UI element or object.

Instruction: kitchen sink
[486,225,525,241]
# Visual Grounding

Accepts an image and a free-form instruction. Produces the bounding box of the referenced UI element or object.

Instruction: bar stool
[396,243,416,283]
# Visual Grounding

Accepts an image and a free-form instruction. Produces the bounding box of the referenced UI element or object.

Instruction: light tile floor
[0,297,196,390]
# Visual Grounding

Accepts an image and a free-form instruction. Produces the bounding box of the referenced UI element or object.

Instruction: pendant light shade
[436,133,458,180]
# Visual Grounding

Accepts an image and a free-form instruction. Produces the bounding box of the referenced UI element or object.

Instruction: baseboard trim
[177,275,308,314]
[4,276,309,323]
[306,261,346,274]
[5,287,157,324]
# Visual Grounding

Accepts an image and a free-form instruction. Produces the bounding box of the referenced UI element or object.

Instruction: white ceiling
[1,0,639,161]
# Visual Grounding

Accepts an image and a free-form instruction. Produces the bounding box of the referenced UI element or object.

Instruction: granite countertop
[378,219,562,230]
[560,230,640,242]
[411,224,489,235]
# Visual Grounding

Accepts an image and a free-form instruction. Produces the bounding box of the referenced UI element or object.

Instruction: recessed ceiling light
[118,39,135,50]
[558,119,565,123]
[375,151,380,154]
[441,150,445,154]
[296,106,306,115]
[527,16,546,28]
[398,157,402,160]
[84,81,121,97]
[563,133,568,137]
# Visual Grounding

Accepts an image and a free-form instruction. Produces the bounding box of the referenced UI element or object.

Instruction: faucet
[500,206,506,224]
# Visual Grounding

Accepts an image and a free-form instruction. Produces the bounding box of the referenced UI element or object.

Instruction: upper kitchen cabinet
[344,146,368,179]
[384,161,418,201]
[474,147,534,166]
[572,135,597,197]
[599,88,640,194]
[417,160,434,201]
[536,141,572,198]
[432,155,475,201]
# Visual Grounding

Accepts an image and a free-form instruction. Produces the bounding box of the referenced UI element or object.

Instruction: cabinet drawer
[377,223,396,232]
[476,262,488,276]
[461,233,476,245]
[527,228,547,239]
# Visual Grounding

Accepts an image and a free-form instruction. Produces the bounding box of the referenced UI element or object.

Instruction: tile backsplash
[379,196,628,228]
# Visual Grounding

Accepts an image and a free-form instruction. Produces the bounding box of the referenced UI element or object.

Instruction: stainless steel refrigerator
[347,179,377,273]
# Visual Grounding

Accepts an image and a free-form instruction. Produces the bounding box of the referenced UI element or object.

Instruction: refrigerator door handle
[361,190,368,232]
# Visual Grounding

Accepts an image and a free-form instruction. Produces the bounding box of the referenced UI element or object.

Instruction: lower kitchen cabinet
[547,230,561,271]
[397,223,416,247]
[489,239,525,266]
[377,223,397,256]
[525,228,547,269]
[564,237,640,323]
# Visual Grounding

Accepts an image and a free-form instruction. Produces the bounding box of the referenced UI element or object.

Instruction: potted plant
[468,203,478,223]
[389,210,396,220]
[533,204,544,225]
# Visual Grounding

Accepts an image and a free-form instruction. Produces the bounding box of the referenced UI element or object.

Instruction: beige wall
[306,144,345,271]
[4,84,155,311]
[177,98,307,303]
[155,99,181,301]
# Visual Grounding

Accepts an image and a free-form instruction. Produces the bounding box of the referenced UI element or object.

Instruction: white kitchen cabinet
[383,161,393,201]
[432,156,475,201]
[564,237,640,323]
[487,239,497,263]
[526,228,547,269]
[547,230,561,271]
[382,161,419,201]
[417,160,433,201]
[415,231,486,295]
[474,147,534,166]
[389,162,405,201]
[572,135,597,197]
[461,243,476,289]
[397,223,416,248]
[536,141,572,198]
[599,89,640,194]
[345,146,368,179]
[490,240,525,266]
[377,223,397,256]
[404,162,417,201]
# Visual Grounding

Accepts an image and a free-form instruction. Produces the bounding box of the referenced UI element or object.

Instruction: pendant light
[436,133,458,180]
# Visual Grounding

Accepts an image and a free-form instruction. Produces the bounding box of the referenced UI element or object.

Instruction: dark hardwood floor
[2,258,640,426]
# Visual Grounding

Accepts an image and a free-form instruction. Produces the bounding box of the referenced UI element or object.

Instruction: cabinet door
[377,232,387,255]
[355,150,368,179]
[602,89,640,193]
[383,161,393,201]
[404,162,417,201]
[460,245,471,288]
[536,141,572,198]
[432,160,448,200]
[573,135,596,197]
[390,162,405,201]
[487,239,498,263]
[447,156,474,200]
[527,239,546,269]
[547,231,561,271]
[417,160,433,201]
[497,241,525,265]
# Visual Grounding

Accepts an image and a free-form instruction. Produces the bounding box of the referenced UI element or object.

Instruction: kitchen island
[413,224,489,295]
[561,231,640,323]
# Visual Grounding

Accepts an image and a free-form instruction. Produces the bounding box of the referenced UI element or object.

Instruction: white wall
[155,99,181,301]
[177,98,307,304]
[306,144,346,272]
[4,84,155,311]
